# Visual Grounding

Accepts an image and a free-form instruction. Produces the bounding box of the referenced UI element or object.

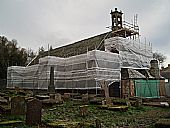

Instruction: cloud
[0,0,170,66]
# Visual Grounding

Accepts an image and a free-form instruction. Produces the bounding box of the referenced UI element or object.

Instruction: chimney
[168,64,170,68]
[149,60,160,79]
[167,64,170,71]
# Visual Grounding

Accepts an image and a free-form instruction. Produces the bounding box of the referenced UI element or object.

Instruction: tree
[38,46,45,58]
[27,48,36,59]
[153,52,166,65]
[38,46,45,54]
[25,48,36,66]
[0,36,28,79]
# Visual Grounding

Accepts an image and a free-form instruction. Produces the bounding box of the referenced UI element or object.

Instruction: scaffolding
[7,37,153,90]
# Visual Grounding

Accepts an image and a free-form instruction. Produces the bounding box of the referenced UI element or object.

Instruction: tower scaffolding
[7,8,153,92]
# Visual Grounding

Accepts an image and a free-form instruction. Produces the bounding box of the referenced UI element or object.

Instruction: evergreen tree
[0,36,32,80]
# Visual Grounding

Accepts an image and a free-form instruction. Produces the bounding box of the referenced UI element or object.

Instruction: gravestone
[126,101,131,107]
[135,98,142,108]
[95,119,102,128]
[55,93,62,103]
[48,67,55,94]
[63,93,70,100]
[0,96,8,105]
[79,105,88,116]
[26,99,42,125]
[11,96,26,115]
[82,93,89,104]
[14,86,20,94]
[101,81,112,105]
[102,100,106,105]
[49,94,55,99]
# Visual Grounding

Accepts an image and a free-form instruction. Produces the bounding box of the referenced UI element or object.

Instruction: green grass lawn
[42,100,170,128]
[0,91,170,128]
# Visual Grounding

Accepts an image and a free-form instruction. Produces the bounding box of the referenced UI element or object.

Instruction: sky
[0,0,170,66]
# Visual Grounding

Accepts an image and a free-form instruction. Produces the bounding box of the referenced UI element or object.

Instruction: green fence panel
[135,80,160,98]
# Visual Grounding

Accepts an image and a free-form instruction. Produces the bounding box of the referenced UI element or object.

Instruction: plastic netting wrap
[104,37,153,68]
[7,65,39,89]
[7,50,121,89]
[7,37,153,90]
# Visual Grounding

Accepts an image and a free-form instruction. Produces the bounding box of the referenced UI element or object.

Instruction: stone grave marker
[102,100,106,105]
[82,93,89,104]
[0,96,8,105]
[126,101,131,107]
[63,93,70,100]
[49,94,55,99]
[101,81,112,105]
[11,96,26,115]
[55,93,62,103]
[79,105,88,116]
[48,67,55,94]
[135,98,142,108]
[95,119,102,128]
[26,99,42,125]
[14,86,20,93]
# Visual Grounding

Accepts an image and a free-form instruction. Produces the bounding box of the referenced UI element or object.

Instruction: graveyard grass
[42,100,170,127]
[1,99,170,127]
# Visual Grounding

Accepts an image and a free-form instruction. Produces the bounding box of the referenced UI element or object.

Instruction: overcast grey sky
[0,0,170,66]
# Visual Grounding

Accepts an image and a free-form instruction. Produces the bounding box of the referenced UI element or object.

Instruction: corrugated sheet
[135,80,160,98]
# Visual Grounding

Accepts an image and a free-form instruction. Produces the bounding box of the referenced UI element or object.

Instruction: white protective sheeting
[7,65,39,89]
[7,50,121,89]
[104,37,153,68]
[7,37,153,90]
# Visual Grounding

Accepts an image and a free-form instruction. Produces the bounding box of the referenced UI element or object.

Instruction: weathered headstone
[0,96,8,105]
[14,86,20,93]
[101,81,109,98]
[106,98,112,105]
[63,93,70,100]
[26,90,34,97]
[126,101,131,107]
[26,99,42,125]
[135,98,142,108]
[0,105,11,115]
[101,81,112,105]
[48,67,55,94]
[82,93,89,104]
[55,93,62,103]
[102,100,106,105]
[49,94,55,99]
[11,96,26,115]
[79,105,88,116]
[95,119,102,128]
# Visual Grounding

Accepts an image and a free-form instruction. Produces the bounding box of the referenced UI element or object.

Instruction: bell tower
[110,8,139,38]
[110,8,123,31]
